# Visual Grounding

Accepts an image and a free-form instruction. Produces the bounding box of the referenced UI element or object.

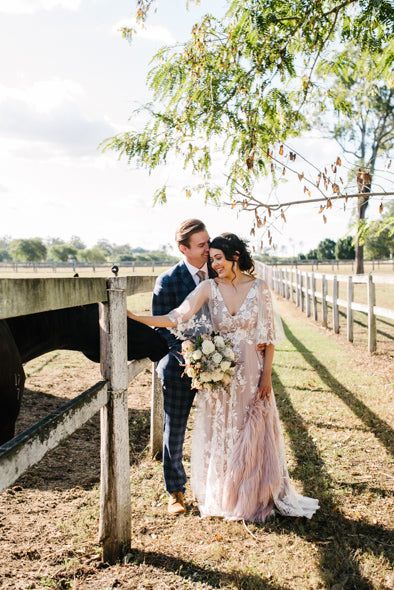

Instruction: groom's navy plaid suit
[152,260,198,494]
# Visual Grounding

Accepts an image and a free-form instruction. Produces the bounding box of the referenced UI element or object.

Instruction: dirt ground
[0,298,393,590]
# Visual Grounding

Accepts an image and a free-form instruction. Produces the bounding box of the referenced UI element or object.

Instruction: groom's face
[181,230,210,268]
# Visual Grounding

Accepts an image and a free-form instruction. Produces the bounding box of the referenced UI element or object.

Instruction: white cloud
[112,18,176,45]
[0,79,84,114]
[0,79,115,157]
[0,0,81,14]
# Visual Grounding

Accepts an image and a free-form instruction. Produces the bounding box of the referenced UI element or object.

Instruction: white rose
[182,340,194,353]
[202,340,215,355]
[212,352,223,365]
[213,335,225,349]
[220,360,231,372]
[213,371,224,382]
[192,349,203,360]
[186,367,196,378]
[223,347,235,361]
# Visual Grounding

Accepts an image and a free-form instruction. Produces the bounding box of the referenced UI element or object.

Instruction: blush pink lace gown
[169,278,319,522]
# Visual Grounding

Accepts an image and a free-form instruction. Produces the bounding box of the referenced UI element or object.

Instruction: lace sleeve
[255,279,285,345]
[167,280,213,340]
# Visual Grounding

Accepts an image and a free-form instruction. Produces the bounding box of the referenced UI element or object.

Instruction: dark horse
[0,304,168,445]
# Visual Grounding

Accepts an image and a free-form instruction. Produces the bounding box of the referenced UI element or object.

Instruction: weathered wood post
[367,274,377,353]
[306,273,311,317]
[347,275,354,342]
[99,276,131,564]
[151,364,164,458]
[333,275,339,333]
[296,271,300,307]
[311,272,317,321]
[322,274,328,328]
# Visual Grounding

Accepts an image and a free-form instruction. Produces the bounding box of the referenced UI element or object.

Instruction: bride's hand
[258,371,271,400]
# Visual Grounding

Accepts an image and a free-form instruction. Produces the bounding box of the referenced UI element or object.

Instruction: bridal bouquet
[182,332,236,392]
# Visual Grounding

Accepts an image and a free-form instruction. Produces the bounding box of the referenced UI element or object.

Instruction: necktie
[196,270,206,283]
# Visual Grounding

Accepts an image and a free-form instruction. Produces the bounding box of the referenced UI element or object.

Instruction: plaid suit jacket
[152,260,197,382]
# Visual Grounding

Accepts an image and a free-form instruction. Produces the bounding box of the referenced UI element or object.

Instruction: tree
[306,248,318,260]
[363,200,394,259]
[0,249,11,262]
[335,236,355,260]
[48,244,78,262]
[317,44,394,272]
[77,248,108,263]
[104,1,394,250]
[9,239,47,262]
[69,236,86,250]
[317,238,336,260]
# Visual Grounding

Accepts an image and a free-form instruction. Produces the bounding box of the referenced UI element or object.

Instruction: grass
[1,276,393,589]
[19,297,390,590]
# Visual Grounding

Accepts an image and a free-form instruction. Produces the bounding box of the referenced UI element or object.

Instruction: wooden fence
[0,260,173,274]
[0,275,163,564]
[256,262,394,353]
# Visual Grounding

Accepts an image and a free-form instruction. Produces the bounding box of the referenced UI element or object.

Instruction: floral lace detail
[189,279,318,521]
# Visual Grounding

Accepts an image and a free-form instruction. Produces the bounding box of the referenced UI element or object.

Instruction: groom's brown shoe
[168,492,186,515]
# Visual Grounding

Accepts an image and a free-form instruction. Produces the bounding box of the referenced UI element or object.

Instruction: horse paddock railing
[256,262,394,353]
[0,275,163,564]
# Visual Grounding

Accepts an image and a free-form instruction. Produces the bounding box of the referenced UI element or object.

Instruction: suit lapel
[179,261,196,294]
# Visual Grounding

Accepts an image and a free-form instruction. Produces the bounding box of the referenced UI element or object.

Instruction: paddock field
[0,296,392,590]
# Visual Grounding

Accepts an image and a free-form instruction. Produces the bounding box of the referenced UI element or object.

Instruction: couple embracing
[129,219,319,522]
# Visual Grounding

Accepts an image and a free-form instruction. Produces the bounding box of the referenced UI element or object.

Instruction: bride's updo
[209,233,255,278]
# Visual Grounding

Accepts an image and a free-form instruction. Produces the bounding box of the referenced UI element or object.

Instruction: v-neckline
[213,278,257,317]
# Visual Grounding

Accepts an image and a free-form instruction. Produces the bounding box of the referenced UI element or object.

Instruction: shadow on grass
[282,321,394,458]
[268,320,394,589]
[124,547,291,590]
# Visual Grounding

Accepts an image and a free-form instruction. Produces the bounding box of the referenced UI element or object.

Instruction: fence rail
[0,275,159,564]
[256,262,394,353]
[0,260,174,273]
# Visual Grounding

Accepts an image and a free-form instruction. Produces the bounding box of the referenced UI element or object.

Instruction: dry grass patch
[0,299,393,589]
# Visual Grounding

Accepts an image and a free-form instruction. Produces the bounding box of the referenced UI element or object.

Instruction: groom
[152,219,210,515]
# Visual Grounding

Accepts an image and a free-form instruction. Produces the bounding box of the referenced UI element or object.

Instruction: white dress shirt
[184,259,208,286]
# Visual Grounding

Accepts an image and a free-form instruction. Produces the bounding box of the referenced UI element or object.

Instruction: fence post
[99,276,131,564]
[151,364,163,457]
[321,274,327,327]
[367,274,377,353]
[306,273,311,317]
[296,271,300,307]
[300,273,304,312]
[311,272,317,321]
[347,275,353,342]
[333,275,339,333]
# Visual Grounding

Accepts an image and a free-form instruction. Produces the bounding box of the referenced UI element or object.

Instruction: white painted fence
[0,275,162,564]
[256,262,394,353]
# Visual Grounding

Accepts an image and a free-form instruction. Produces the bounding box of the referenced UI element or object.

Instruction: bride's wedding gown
[169,278,319,522]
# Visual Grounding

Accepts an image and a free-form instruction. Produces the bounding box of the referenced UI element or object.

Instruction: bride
[128,233,319,522]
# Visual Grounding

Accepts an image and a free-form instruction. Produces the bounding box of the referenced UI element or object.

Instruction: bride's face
[209,248,236,279]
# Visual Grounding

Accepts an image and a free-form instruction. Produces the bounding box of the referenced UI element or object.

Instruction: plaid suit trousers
[162,378,196,494]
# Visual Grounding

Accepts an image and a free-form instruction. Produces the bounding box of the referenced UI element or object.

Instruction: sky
[0,0,387,256]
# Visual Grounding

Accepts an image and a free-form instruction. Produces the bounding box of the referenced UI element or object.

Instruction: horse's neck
[7,308,86,364]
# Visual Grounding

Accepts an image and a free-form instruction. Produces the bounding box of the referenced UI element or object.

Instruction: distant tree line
[1,202,392,264]
[0,236,180,264]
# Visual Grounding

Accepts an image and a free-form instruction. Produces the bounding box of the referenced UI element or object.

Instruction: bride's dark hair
[208,233,255,278]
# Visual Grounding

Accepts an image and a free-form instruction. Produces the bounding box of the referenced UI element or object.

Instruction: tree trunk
[355,171,372,274]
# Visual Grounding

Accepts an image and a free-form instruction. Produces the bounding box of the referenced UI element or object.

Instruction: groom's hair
[175,219,206,248]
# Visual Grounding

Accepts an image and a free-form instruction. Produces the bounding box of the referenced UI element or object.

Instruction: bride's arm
[257,343,274,400]
[127,309,176,327]
[127,280,210,328]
